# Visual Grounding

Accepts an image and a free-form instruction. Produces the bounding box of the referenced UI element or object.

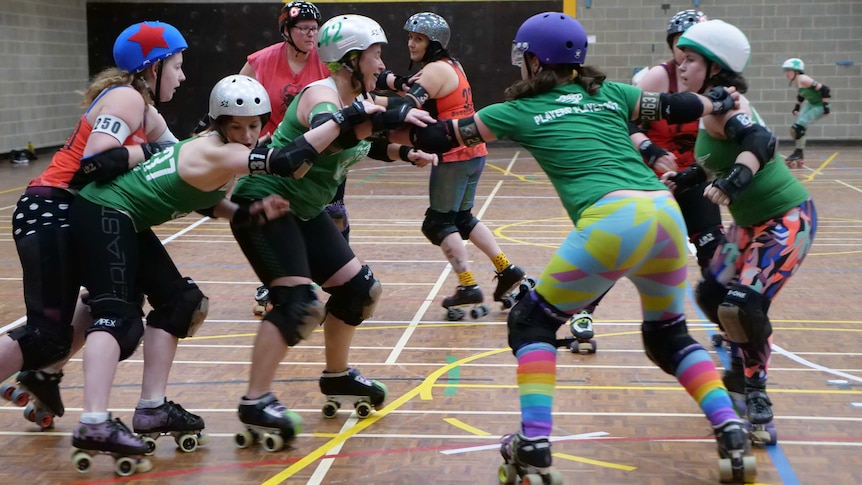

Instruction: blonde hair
[78,67,153,108]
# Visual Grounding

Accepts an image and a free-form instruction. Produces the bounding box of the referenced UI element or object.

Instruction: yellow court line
[553,452,637,471]
[803,151,838,182]
[443,417,492,436]
[262,348,508,484]
[0,185,26,195]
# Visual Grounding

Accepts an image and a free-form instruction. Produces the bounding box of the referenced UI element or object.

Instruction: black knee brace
[790,123,806,140]
[324,265,383,326]
[265,284,326,346]
[641,317,700,375]
[717,284,772,346]
[146,277,209,338]
[694,275,726,325]
[507,291,567,353]
[9,324,73,371]
[421,208,458,246]
[85,294,145,361]
[454,210,479,240]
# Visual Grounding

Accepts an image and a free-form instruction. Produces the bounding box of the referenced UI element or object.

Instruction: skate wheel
[355,401,372,419]
[718,456,757,483]
[711,333,724,347]
[34,410,54,429]
[522,473,543,485]
[497,463,517,484]
[1,384,16,402]
[135,457,153,474]
[752,427,777,446]
[501,297,514,310]
[322,400,340,419]
[141,436,157,455]
[446,308,465,321]
[115,456,137,477]
[263,432,283,452]
[253,304,265,316]
[470,305,489,319]
[176,433,198,453]
[577,340,597,355]
[195,432,211,447]
[10,389,29,407]
[72,451,92,473]
[548,470,564,485]
[235,429,254,449]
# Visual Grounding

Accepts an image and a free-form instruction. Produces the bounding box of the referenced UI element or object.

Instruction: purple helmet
[512,12,588,67]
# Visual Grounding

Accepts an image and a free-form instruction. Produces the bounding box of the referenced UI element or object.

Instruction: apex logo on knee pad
[94,318,118,327]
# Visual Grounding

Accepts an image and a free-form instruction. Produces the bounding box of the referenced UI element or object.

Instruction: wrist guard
[405,83,429,107]
[368,140,394,162]
[706,86,735,115]
[141,141,174,160]
[819,84,830,99]
[713,163,753,203]
[823,102,830,115]
[398,145,415,164]
[792,103,801,114]
[638,139,669,168]
[796,94,805,104]
[671,164,707,192]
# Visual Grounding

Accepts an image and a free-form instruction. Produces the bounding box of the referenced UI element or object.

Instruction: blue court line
[685,284,800,485]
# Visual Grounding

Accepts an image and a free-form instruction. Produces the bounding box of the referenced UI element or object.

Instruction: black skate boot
[785,149,804,168]
[133,400,209,454]
[568,310,597,354]
[253,285,270,316]
[714,419,756,483]
[319,367,388,419]
[498,433,562,485]
[745,378,777,445]
[7,370,65,430]
[442,284,488,320]
[72,417,153,476]
[236,392,303,452]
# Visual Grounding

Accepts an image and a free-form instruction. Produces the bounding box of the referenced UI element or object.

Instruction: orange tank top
[429,59,488,163]
[29,86,148,192]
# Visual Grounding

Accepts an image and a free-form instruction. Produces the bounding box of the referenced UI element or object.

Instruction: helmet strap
[697,60,714,95]
[284,28,308,56]
[153,61,164,107]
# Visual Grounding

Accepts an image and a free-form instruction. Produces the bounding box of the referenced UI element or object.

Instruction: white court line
[441,432,610,454]
[835,180,862,193]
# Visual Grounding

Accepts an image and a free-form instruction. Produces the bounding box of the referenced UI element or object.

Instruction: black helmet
[279,1,321,37]
[666,9,707,47]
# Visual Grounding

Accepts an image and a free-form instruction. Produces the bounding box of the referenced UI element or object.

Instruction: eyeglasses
[293,26,319,34]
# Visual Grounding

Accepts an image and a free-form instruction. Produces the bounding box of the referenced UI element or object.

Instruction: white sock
[137,396,166,409]
[80,412,110,423]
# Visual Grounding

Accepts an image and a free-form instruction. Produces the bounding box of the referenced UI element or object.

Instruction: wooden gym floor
[0,143,860,484]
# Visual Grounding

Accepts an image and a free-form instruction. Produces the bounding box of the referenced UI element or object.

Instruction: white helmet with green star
[782,58,805,73]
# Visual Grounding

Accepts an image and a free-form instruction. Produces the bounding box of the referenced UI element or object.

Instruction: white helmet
[317,14,388,63]
[782,58,804,72]
[631,67,648,86]
[676,20,750,74]
[208,75,271,119]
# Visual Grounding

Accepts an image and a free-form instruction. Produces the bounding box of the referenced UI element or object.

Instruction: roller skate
[320,366,388,419]
[567,310,597,355]
[498,433,562,485]
[71,417,153,477]
[784,149,804,169]
[252,285,272,317]
[235,392,303,452]
[1,370,64,429]
[494,265,536,310]
[442,284,489,321]
[133,399,209,455]
[745,378,777,446]
[714,419,757,483]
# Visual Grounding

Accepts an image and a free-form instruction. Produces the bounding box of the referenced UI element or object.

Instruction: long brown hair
[505,57,606,101]
[78,67,153,108]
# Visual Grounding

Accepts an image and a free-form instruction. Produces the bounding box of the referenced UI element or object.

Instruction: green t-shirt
[798,85,824,105]
[79,139,227,232]
[478,81,666,224]
[695,108,809,226]
[231,78,370,220]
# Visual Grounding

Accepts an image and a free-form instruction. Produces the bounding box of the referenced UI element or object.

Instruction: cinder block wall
[1,0,860,154]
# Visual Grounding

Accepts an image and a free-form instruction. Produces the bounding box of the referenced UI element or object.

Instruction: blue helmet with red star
[113,21,188,73]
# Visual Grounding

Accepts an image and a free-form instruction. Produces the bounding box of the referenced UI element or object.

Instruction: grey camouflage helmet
[404,12,450,49]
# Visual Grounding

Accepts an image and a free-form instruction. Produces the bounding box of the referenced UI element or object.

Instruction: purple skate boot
[71,417,153,477]
[133,399,209,454]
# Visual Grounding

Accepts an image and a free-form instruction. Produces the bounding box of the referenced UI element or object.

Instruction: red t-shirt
[247,43,329,136]
[644,60,699,172]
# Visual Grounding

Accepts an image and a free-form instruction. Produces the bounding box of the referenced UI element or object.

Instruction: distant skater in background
[781,57,831,168]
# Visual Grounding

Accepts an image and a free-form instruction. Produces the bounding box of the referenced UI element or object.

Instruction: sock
[137,396,166,409]
[492,253,511,273]
[457,270,476,287]
[516,342,556,438]
[675,348,738,427]
[41,367,61,375]
[241,392,272,404]
[80,412,110,423]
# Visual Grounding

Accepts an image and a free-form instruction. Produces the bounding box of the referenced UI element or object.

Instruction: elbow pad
[796,94,805,104]
[713,163,753,203]
[724,113,776,169]
[405,83,429,107]
[368,140,394,162]
[80,146,130,183]
[265,136,320,179]
[644,92,702,124]
[818,84,830,99]
[410,119,458,154]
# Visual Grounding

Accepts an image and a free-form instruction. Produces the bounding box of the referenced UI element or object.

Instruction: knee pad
[694,275,726,325]
[145,277,209,338]
[421,209,458,246]
[690,227,725,274]
[265,284,326,346]
[790,123,806,140]
[717,284,772,346]
[507,291,567,353]
[85,294,145,361]
[324,265,382,326]
[454,210,479,240]
[641,317,700,374]
[9,324,73,371]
